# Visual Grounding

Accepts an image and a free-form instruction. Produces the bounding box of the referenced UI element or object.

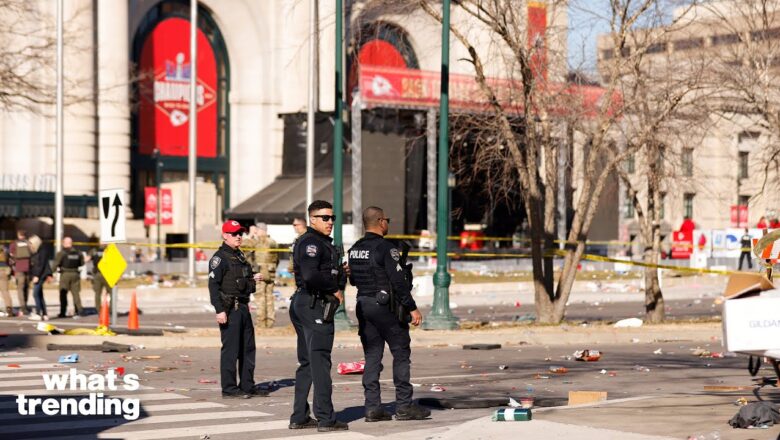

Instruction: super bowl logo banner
[138,17,217,158]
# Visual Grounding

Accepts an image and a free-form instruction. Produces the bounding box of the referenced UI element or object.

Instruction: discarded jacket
[728,401,780,428]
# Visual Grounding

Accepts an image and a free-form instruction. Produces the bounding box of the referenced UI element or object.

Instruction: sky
[567,0,613,73]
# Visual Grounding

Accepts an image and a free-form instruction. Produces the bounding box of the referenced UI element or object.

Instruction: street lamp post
[424,0,458,330]
[153,149,163,262]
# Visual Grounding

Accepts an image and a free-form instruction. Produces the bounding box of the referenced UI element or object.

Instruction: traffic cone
[99,293,110,327]
[128,290,139,330]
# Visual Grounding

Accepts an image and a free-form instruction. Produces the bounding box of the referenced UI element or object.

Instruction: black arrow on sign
[111,194,122,237]
[101,197,110,219]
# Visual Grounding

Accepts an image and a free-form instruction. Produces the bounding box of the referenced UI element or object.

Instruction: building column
[63,0,96,196]
[96,0,131,196]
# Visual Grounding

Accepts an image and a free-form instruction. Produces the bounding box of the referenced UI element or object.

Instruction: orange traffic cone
[99,293,110,327]
[128,290,139,330]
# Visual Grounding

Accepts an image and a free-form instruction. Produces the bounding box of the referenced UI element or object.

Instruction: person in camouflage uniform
[0,244,13,317]
[248,223,279,328]
[87,242,111,315]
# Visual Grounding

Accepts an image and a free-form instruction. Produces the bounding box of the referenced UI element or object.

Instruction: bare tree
[597,11,711,323]
[702,0,780,198]
[0,0,88,112]
[353,0,702,323]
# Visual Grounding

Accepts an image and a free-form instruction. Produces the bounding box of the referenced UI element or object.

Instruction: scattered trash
[47,341,133,353]
[198,378,217,384]
[548,366,568,374]
[630,338,640,343]
[200,435,210,440]
[728,401,780,428]
[600,369,607,374]
[687,431,721,440]
[653,348,663,355]
[6,364,20,368]
[573,350,601,362]
[534,374,550,380]
[492,408,531,421]
[58,354,79,363]
[430,385,446,392]
[520,397,534,409]
[568,391,607,406]
[337,361,365,375]
[735,398,749,406]
[144,366,176,373]
[115,367,125,376]
[703,385,753,392]
[613,318,643,328]
[498,365,508,370]
[462,344,501,350]
[632,365,650,372]
[141,355,161,360]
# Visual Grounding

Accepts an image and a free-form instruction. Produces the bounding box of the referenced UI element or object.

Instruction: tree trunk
[643,254,665,323]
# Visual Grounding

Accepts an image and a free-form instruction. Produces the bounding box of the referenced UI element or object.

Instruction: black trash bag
[728,402,780,428]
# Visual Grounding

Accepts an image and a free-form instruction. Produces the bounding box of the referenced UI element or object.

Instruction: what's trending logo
[16,368,141,420]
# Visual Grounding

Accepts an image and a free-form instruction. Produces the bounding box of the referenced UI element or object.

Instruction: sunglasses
[379,217,392,224]
[312,215,337,222]
[226,231,243,237]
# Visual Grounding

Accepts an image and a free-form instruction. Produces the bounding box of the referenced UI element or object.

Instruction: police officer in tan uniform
[251,223,279,328]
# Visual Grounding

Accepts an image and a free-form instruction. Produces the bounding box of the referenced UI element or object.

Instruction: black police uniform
[208,243,257,396]
[348,232,416,414]
[289,227,345,427]
[739,233,753,270]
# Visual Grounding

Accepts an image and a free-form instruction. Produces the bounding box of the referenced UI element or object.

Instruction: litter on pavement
[728,401,780,428]
[337,361,365,375]
[613,318,643,328]
[573,349,602,361]
[58,354,79,363]
[568,391,607,406]
[492,408,531,421]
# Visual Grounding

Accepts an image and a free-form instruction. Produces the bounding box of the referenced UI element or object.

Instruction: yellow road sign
[97,243,127,288]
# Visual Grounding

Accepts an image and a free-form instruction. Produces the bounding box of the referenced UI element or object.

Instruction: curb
[2,323,723,350]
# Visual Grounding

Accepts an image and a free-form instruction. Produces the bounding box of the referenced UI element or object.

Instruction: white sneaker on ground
[28,313,41,321]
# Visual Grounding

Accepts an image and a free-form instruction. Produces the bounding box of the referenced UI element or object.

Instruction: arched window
[130,0,230,217]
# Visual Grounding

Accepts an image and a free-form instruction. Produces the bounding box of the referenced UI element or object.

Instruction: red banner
[730,205,748,227]
[528,3,548,81]
[358,65,616,116]
[138,18,217,158]
[671,230,693,259]
[144,187,173,226]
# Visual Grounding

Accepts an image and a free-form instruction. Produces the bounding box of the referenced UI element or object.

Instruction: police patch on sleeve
[210,256,221,269]
[306,244,318,257]
[390,248,400,261]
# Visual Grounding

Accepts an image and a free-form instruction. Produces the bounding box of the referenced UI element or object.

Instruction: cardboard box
[722,272,780,353]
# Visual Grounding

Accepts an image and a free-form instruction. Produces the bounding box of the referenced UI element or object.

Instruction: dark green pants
[59,271,83,316]
[93,272,112,315]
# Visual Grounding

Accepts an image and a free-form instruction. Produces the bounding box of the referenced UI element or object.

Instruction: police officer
[251,223,279,328]
[738,228,753,270]
[209,220,268,399]
[0,244,13,317]
[348,206,430,422]
[9,230,32,315]
[288,200,348,432]
[87,242,111,315]
[53,236,85,318]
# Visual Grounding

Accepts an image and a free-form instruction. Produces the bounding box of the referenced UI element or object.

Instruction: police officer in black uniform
[348,206,430,422]
[738,228,753,270]
[288,200,348,432]
[209,220,268,399]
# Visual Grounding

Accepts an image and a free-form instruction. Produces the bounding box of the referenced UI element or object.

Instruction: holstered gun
[322,294,340,322]
[219,292,237,324]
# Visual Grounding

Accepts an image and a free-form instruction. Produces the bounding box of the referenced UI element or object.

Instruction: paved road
[0,340,777,439]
